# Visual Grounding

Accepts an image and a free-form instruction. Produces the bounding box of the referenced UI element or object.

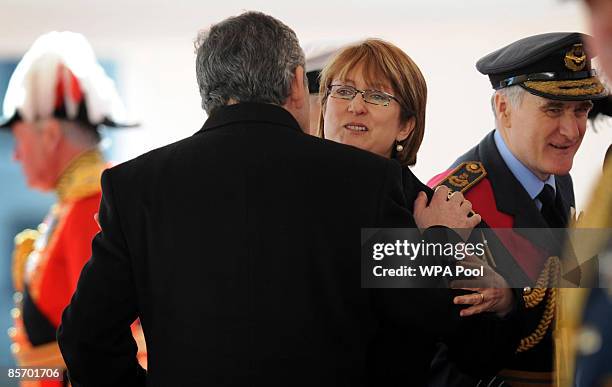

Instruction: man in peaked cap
[1,31,143,386]
[427,32,607,386]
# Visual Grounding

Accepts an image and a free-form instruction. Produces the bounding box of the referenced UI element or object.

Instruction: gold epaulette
[56,149,105,203]
[12,229,40,292]
[435,161,487,194]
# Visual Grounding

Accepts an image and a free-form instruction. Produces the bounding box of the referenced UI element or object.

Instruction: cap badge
[564,43,587,72]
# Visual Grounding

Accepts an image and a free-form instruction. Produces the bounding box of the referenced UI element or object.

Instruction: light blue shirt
[493,130,555,210]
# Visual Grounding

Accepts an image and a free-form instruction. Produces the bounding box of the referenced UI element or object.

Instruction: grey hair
[194,11,306,115]
[491,85,527,116]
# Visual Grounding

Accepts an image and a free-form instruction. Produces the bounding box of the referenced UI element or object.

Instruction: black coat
[58,104,518,386]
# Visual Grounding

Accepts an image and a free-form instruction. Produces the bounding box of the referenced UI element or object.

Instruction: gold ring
[478,292,485,304]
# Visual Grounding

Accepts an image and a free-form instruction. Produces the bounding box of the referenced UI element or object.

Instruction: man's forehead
[525,93,593,107]
[335,75,388,87]
[11,118,55,133]
[538,98,593,107]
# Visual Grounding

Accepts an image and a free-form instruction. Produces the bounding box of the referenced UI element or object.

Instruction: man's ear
[396,116,416,142]
[495,92,512,129]
[287,65,307,110]
[41,119,63,151]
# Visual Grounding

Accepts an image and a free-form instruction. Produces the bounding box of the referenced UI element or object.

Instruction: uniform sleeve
[58,169,146,386]
[63,195,102,296]
[41,196,101,328]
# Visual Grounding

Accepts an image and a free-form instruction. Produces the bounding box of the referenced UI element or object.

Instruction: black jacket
[59,104,517,386]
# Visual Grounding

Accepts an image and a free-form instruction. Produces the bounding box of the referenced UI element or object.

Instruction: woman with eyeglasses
[317,39,423,168]
[317,39,517,384]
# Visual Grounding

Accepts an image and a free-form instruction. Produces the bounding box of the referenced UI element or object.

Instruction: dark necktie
[536,184,566,229]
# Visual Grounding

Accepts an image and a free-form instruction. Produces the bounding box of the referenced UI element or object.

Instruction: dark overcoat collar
[195,102,303,135]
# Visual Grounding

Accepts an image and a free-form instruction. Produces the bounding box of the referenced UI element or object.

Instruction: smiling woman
[317,38,427,167]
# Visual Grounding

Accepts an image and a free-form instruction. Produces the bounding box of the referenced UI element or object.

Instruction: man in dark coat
[58,12,516,386]
[428,32,607,386]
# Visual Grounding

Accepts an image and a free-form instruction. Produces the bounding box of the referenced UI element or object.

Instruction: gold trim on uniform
[12,229,40,292]
[56,149,105,203]
[564,43,587,71]
[435,161,487,194]
[517,256,559,353]
[523,78,605,98]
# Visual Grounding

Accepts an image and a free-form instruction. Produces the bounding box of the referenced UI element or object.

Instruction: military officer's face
[12,120,57,191]
[502,92,592,180]
[323,66,413,159]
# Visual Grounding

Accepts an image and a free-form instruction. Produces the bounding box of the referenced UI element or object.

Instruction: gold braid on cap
[523,78,605,98]
[517,256,560,353]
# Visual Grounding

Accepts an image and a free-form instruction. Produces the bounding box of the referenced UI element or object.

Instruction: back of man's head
[195,12,305,116]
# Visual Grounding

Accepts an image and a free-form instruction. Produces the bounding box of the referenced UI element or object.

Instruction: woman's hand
[413,186,481,240]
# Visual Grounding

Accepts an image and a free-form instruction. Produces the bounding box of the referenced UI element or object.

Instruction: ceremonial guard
[428,32,607,386]
[1,32,143,386]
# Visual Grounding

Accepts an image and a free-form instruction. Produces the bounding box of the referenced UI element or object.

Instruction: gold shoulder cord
[517,256,560,353]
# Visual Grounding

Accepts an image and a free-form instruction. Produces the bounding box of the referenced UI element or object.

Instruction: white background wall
[1,0,610,210]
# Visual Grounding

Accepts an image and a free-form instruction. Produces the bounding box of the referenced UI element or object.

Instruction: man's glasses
[328,84,398,107]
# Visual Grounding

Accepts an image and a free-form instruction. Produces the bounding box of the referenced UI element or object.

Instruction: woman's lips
[344,123,368,132]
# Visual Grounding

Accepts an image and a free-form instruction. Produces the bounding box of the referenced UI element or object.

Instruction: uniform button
[13,292,23,304]
[577,325,602,355]
[10,343,20,354]
[7,327,16,338]
[10,308,20,319]
[523,287,532,294]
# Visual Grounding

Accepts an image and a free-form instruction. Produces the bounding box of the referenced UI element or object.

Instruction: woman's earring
[396,143,404,152]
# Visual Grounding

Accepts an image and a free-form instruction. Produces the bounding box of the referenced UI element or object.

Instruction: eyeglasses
[327,84,398,107]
